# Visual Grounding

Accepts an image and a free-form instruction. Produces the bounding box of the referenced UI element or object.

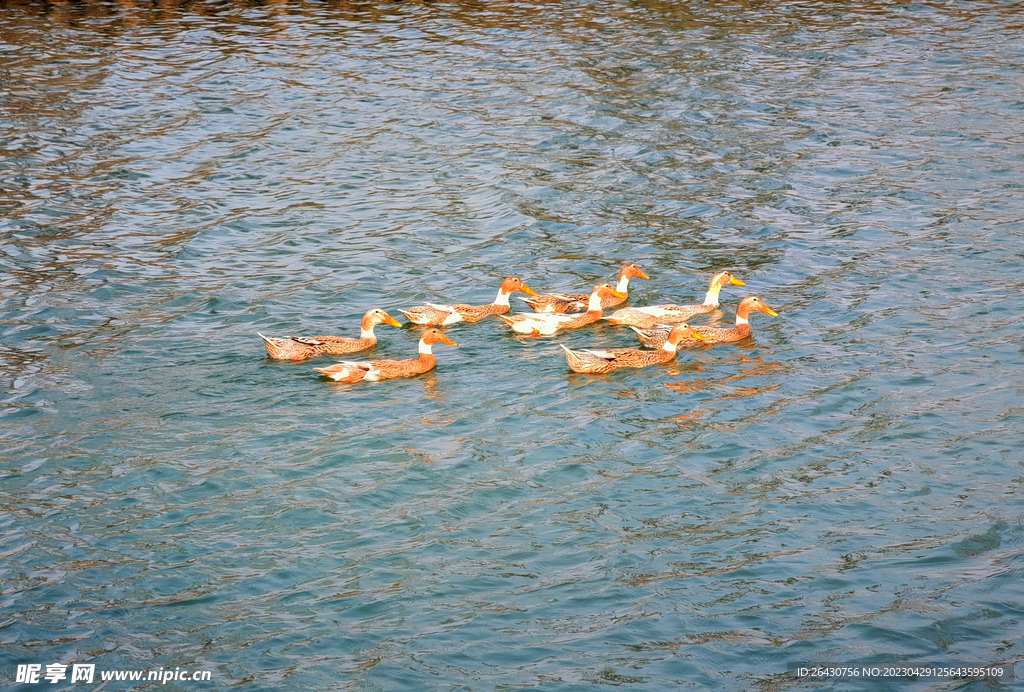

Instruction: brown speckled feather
[500,283,624,335]
[556,309,605,330]
[399,304,462,326]
[259,308,400,361]
[314,354,437,383]
[631,296,775,348]
[313,327,457,383]
[606,271,744,327]
[401,277,536,325]
[561,344,676,374]
[523,292,624,314]
[605,303,714,328]
[452,303,509,322]
[632,323,747,349]
[522,263,647,313]
[261,334,375,360]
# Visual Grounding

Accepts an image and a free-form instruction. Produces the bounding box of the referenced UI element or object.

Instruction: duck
[313,327,457,383]
[604,271,745,328]
[520,263,648,313]
[632,296,778,348]
[560,324,708,374]
[258,309,401,361]
[399,277,537,326]
[497,284,624,335]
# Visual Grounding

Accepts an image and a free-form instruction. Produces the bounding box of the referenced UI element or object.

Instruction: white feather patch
[510,315,563,334]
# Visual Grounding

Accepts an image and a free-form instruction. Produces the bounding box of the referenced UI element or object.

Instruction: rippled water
[3,1,1024,690]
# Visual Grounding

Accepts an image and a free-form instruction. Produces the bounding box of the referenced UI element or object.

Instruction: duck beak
[636,269,650,280]
[520,284,538,296]
[439,335,457,346]
[611,290,626,299]
[730,277,745,286]
[763,306,778,317]
[689,330,708,341]
[384,316,402,327]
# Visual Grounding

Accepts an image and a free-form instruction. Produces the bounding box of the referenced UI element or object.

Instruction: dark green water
[2,1,1023,690]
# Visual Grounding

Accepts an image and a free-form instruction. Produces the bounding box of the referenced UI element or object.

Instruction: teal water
[2,1,1023,690]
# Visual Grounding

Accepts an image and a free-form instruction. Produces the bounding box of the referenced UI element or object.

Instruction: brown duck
[560,324,707,374]
[520,263,648,313]
[313,327,456,383]
[399,277,537,326]
[498,284,624,335]
[604,271,745,328]
[633,296,778,348]
[259,309,401,361]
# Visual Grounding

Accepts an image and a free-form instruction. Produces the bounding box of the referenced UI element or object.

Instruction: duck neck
[660,340,679,353]
[735,304,752,326]
[588,291,604,312]
[615,275,630,295]
[418,341,436,366]
[492,289,511,307]
[703,282,722,307]
[360,317,376,340]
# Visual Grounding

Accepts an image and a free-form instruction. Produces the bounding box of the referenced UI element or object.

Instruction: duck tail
[258,332,285,358]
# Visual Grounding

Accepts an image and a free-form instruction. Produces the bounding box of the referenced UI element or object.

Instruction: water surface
[2,1,1023,690]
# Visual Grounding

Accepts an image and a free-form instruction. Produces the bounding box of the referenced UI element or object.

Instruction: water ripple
[2,1,1024,690]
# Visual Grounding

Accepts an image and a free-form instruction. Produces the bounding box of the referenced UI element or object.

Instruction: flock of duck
[257,263,778,383]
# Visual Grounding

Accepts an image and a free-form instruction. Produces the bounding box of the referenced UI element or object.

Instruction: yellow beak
[689,330,708,341]
[384,316,402,327]
[439,335,457,346]
[611,290,626,299]
[730,277,745,286]
[763,307,778,317]
[636,269,650,280]
[520,284,539,296]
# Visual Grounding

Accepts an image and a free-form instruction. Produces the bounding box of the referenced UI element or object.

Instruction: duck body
[498,284,624,335]
[561,324,706,374]
[399,303,464,327]
[632,296,778,348]
[314,328,456,383]
[521,263,647,314]
[401,277,537,326]
[259,309,401,361]
[605,271,745,328]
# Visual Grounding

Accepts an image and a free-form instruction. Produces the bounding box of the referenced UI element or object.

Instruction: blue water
[2,1,1023,690]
